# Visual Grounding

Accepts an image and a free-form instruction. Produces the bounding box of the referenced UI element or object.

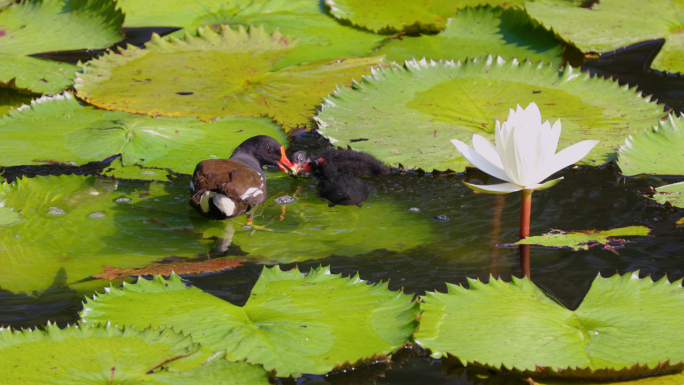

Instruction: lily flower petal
[471,134,505,170]
[451,138,511,182]
[462,181,523,194]
[451,102,598,194]
[538,139,600,182]
[523,177,563,191]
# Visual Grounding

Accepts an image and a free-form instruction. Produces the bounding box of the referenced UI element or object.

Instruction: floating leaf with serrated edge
[618,114,684,176]
[416,272,684,379]
[525,0,684,73]
[512,226,650,251]
[0,175,216,295]
[326,0,524,33]
[81,266,419,377]
[0,93,286,178]
[93,258,245,280]
[0,55,79,95]
[0,0,124,55]
[75,25,384,130]
[316,57,664,172]
[1,322,191,383]
[377,6,564,67]
[0,0,123,94]
[130,172,435,263]
[651,182,684,209]
[118,0,384,71]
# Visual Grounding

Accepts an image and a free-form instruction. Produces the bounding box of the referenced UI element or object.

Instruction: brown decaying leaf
[93,258,244,280]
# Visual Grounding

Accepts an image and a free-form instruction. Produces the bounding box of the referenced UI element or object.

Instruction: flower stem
[519,189,533,278]
[519,189,533,239]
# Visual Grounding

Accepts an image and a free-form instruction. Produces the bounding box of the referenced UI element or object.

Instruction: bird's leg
[242,203,266,230]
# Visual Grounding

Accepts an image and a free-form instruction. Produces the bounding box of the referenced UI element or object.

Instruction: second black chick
[307,157,371,207]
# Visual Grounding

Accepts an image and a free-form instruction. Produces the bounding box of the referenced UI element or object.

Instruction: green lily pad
[618,114,684,176]
[0,92,286,177]
[652,182,684,209]
[0,204,21,226]
[0,0,124,55]
[325,0,524,33]
[315,58,664,172]
[81,266,419,377]
[525,0,684,73]
[133,172,436,263]
[416,272,684,378]
[0,175,216,295]
[0,323,196,383]
[376,6,564,67]
[512,226,651,251]
[118,0,385,71]
[0,54,79,95]
[75,25,384,130]
[0,0,121,95]
[0,322,268,384]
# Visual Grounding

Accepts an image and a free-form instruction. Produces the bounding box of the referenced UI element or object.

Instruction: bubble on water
[141,171,156,175]
[46,207,66,216]
[408,207,420,213]
[88,212,106,219]
[274,195,296,205]
[115,197,132,203]
[433,215,450,222]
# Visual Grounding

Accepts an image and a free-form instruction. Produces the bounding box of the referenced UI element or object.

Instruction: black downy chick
[292,148,389,207]
[308,157,371,207]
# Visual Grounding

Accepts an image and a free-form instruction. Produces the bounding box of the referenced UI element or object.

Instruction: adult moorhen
[189,135,295,222]
[292,148,390,207]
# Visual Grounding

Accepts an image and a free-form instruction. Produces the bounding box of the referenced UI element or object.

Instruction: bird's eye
[268,148,275,154]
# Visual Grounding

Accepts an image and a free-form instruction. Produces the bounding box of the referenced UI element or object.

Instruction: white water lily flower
[451,102,599,194]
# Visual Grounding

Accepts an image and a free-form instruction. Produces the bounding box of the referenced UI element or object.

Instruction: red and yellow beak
[276,146,299,177]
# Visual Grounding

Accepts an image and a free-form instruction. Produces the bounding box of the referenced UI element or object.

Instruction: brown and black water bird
[189,135,295,223]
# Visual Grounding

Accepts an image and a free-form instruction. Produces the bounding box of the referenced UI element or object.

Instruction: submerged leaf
[316,58,663,172]
[134,172,436,263]
[618,114,684,176]
[75,25,384,130]
[512,226,651,252]
[93,258,245,280]
[651,182,684,209]
[0,175,216,295]
[416,272,684,378]
[81,266,419,377]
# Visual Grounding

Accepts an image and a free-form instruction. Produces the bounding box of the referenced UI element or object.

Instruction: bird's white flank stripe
[240,187,264,200]
[214,194,237,216]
